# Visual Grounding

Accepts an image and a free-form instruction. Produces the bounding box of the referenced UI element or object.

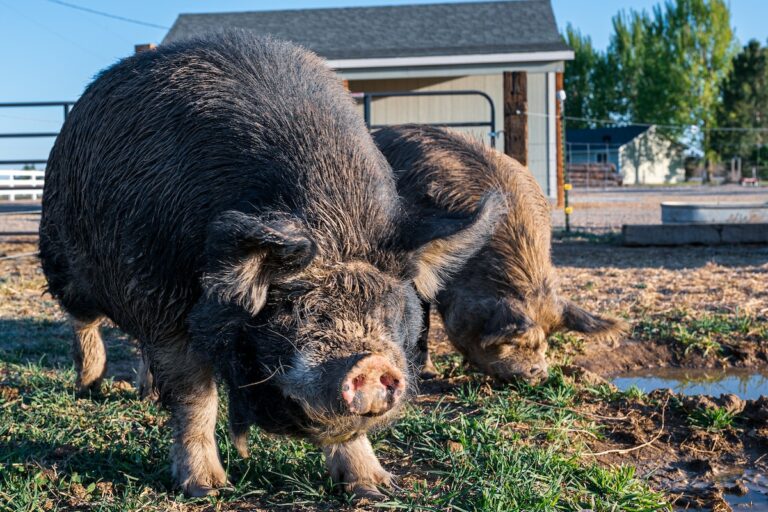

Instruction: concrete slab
[622,223,768,246]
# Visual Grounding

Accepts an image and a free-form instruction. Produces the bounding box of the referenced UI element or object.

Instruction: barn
[162,0,573,198]
[566,125,687,185]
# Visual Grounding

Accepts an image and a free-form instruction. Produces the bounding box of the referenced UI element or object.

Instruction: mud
[426,240,768,510]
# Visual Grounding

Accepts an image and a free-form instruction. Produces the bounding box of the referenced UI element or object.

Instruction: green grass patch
[633,310,767,357]
[0,360,672,511]
[687,407,737,432]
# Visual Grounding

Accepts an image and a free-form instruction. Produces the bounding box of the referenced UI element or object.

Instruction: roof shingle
[163,1,570,60]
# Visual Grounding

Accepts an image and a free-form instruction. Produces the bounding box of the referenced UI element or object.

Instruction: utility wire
[522,111,768,133]
[0,0,108,60]
[44,0,170,30]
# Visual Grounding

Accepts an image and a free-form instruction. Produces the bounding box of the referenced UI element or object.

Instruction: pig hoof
[172,447,228,497]
[352,483,387,501]
[230,428,250,459]
[75,379,103,396]
[418,353,439,380]
[345,469,394,500]
[324,436,395,500]
[184,484,219,498]
[419,361,438,380]
[139,385,159,403]
[179,470,228,498]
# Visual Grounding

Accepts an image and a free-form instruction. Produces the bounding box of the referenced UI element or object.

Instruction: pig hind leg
[324,435,394,499]
[41,243,108,393]
[150,340,227,496]
[71,315,107,394]
[137,353,159,401]
[417,300,438,380]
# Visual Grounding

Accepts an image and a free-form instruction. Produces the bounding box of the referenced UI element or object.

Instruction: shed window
[596,153,608,163]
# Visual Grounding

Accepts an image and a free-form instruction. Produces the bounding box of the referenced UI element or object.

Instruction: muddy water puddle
[719,469,768,511]
[612,367,768,400]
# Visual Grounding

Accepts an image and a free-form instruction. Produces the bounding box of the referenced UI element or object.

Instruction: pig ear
[559,299,628,343]
[405,192,505,300]
[202,210,316,315]
[480,300,533,349]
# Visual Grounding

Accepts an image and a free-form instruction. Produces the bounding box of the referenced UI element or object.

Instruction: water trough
[661,201,768,224]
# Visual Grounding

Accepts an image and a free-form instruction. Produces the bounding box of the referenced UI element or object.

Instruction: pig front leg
[323,435,394,499]
[417,300,438,379]
[151,344,228,497]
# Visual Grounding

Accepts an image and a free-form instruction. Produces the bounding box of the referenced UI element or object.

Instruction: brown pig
[374,125,627,384]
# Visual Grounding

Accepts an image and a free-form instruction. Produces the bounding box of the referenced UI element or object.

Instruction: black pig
[39,35,501,498]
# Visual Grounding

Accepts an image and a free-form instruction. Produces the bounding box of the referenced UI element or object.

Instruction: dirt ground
[1,237,767,510]
[420,239,768,510]
[3,185,768,237]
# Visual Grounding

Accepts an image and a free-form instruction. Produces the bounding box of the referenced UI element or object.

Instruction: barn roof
[566,125,653,147]
[163,1,570,61]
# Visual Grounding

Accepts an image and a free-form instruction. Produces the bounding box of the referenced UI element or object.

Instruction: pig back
[40,33,398,338]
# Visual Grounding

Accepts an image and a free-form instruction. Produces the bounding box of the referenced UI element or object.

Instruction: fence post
[363,94,372,129]
[503,72,527,165]
[555,72,565,208]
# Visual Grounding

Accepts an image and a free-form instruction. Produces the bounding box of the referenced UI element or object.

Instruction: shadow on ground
[0,318,141,381]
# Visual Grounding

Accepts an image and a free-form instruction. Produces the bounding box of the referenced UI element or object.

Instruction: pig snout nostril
[341,355,405,416]
[526,365,548,383]
[380,374,401,395]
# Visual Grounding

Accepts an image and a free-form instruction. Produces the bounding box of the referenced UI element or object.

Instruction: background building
[566,125,687,185]
[163,0,573,198]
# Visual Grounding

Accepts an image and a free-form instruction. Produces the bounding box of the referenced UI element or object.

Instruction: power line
[0,0,109,60]
[44,0,170,30]
[522,111,768,133]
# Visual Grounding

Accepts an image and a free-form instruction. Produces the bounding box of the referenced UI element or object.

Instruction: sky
[0,0,766,164]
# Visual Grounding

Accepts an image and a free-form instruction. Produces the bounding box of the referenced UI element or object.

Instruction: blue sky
[0,0,766,163]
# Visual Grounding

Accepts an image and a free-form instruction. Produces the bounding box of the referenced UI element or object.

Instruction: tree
[563,25,598,129]
[711,40,768,161]
[562,25,619,128]
[580,0,736,153]
[653,0,735,160]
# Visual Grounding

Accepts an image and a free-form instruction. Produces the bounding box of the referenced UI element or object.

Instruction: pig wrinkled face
[202,198,502,443]
[446,292,627,385]
[448,296,556,385]
[259,261,422,441]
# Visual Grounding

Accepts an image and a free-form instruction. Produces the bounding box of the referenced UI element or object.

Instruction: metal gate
[351,90,497,148]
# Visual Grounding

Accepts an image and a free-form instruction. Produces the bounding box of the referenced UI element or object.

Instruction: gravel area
[551,184,768,231]
[0,201,40,235]
[3,185,768,235]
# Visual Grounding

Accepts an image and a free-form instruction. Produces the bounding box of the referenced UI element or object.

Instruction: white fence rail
[0,170,45,200]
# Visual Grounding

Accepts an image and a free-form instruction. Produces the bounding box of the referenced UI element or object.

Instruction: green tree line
[564,0,767,165]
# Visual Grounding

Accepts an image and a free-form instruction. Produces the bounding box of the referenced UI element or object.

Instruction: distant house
[566,125,686,185]
[162,1,573,199]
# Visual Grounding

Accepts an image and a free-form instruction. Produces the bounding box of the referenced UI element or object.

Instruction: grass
[0,248,672,511]
[0,347,672,511]
[633,310,767,358]
[687,407,737,432]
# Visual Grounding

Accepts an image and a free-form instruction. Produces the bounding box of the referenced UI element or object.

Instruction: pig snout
[522,363,548,385]
[341,355,405,416]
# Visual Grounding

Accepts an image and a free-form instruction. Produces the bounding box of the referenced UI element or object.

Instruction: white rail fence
[0,170,45,200]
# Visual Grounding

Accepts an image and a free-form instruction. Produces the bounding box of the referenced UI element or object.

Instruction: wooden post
[134,43,157,54]
[341,79,350,91]
[556,72,565,207]
[503,71,527,166]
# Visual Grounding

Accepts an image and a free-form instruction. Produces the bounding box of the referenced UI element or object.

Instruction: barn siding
[349,75,503,148]
[526,73,549,192]
[349,73,554,196]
